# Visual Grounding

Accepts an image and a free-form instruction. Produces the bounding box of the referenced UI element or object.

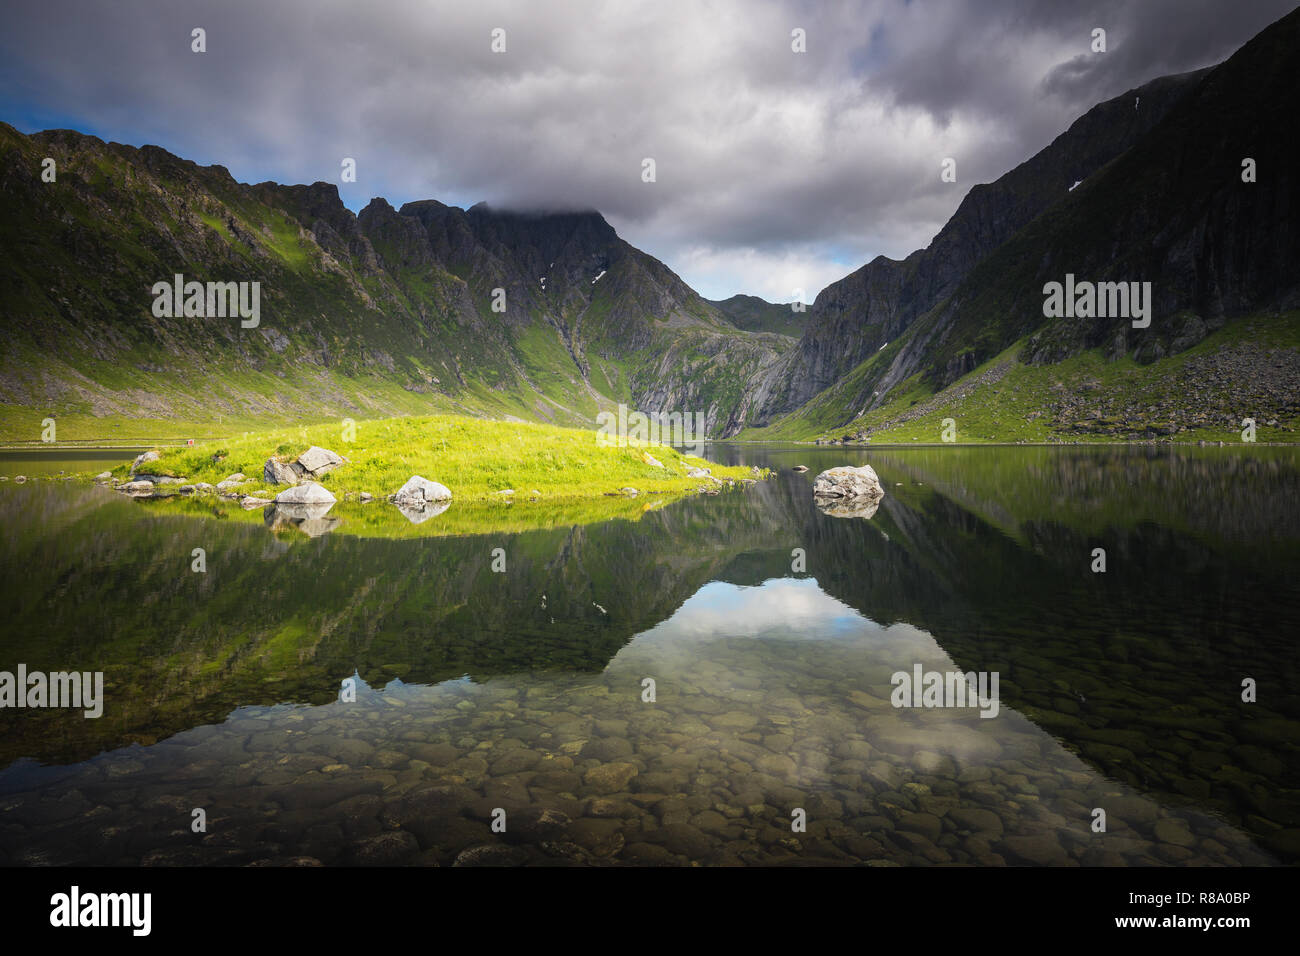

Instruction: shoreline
[6,438,1300,451]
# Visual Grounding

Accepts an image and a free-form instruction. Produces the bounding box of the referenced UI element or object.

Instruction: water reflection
[265,502,341,537]
[0,445,1296,865]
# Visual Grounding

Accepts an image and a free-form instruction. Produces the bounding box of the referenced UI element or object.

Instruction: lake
[0,447,146,478]
[0,444,1296,866]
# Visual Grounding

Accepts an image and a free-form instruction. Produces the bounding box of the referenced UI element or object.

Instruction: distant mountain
[709,294,806,338]
[0,131,788,437]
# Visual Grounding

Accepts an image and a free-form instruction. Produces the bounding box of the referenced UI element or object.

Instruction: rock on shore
[274,482,337,505]
[391,475,452,524]
[264,446,347,485]
[392,476,452,507]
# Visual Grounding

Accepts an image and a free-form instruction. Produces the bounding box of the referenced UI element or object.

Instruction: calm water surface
[0,444,1296,866]
[0,448,145,478]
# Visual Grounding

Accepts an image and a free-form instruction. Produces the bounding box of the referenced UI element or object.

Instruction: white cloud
[640,578,874,641]
[672,244,859,303]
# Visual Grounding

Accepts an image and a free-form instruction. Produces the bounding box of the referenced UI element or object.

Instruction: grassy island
[105,414,763,502]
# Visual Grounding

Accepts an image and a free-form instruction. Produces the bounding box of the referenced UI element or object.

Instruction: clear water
[0,444,1296,866]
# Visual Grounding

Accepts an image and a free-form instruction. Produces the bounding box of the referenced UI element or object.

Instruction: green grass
[196,212,229,240]
[263,213,312,270]
[743,312,1300,445]
[108,413,763,501]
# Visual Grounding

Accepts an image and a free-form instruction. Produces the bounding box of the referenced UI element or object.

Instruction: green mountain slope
[0,127,789,440]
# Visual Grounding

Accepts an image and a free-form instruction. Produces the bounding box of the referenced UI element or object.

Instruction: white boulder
[392,475,452,507]
[274,482,337,505]
[296,446,346,476]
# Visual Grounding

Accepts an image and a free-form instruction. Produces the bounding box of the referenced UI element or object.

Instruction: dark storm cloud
[0,0,1294,299]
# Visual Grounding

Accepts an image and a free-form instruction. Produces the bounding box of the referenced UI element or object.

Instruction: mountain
[743,67,1211,427]
[0,129,788,439]
[745,7,1300,440]
[709,294,806,338]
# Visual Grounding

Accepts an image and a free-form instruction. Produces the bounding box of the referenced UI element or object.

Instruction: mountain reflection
[1,445,1297,863]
